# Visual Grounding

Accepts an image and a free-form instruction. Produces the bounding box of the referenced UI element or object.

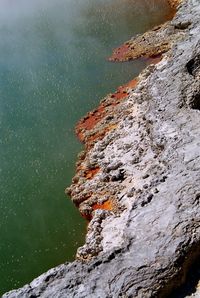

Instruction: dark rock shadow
[169,259,200,298]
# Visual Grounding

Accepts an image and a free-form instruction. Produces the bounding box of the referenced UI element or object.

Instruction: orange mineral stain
[121,78,138,89]
[85,124,118,149]
[108,44,131,61]
[111,91,128,100]
[92,200,113,211]
[85,167,100,180]
[76,77,138,143]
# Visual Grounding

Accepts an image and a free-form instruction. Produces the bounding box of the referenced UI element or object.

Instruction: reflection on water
[0,0,172,294]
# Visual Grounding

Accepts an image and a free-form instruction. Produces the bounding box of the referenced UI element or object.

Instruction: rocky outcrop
[109,0,185,62]
[108,21,188,62]
[169,0,183,8]
[3,0,200,297]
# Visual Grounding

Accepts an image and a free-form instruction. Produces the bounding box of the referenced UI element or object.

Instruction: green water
[0,0,173,294]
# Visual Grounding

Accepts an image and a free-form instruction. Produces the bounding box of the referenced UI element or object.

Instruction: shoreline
[109,0,181,62]
[4,0,200,296]
[66,0,182,230]
[66,0,181,225]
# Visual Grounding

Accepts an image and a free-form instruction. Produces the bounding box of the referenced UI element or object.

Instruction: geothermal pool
[0,0,173,294]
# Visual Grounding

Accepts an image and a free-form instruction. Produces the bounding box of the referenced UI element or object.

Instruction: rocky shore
[3,0,200,297]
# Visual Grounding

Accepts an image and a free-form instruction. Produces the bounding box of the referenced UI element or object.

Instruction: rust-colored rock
[85,167,100,180]
[108,44,131,62]
[67,77,140,221]
[92,200,113,211]
[76,78,138,145]
[109,21,185,62]
[108,0,183,63]
[168,0,182,8]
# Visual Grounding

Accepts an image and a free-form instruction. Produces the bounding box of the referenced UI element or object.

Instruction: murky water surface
[0,0,172,294]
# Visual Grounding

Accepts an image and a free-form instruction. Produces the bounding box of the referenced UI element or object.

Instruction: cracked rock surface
[3,0,200,297]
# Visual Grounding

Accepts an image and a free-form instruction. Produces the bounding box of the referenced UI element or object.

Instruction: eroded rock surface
[109,0,184,62]
[3,0,200,297]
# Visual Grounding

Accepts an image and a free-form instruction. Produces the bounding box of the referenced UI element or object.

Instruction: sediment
[3,0,200,297]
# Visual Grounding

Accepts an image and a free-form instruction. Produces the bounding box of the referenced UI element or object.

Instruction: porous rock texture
[3,0,200,297]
